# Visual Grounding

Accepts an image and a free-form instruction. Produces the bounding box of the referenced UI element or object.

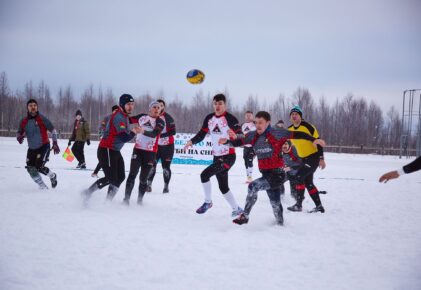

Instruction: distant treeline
[0,71,404,148]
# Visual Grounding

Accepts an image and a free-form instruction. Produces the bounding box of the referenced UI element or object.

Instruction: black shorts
[26,143,50,168]
[260,168,286,190]
[156,144,174,164]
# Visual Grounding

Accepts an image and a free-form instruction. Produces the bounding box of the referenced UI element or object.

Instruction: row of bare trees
[0,71,402,148]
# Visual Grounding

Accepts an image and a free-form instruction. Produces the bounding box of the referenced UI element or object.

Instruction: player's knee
[119,173,125,184]
[138,180,147,191]
[163,168,170,177]
[26,166,38,177]
[39,166,49,175]
[200,172,210,183]
[127,173,136,182]
[220,186,229,194]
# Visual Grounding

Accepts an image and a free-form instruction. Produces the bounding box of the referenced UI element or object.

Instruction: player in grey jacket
[17,99,60,189]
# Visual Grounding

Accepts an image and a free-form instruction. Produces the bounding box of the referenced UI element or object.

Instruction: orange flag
[62,147,75,162]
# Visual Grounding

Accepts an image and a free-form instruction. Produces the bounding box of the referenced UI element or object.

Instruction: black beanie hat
[111,105,119,112]
[27,99,38,106]
[119,94,134,108]
[75,110,82,116]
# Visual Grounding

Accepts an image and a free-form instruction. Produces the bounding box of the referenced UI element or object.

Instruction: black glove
[86,139,90,146]
[52,141,60,154]
[68,140,71,146]
[17,134,25,144]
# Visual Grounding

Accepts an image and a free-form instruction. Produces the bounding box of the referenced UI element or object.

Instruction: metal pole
[417,92,421,157]
[408,90,414,157]
[400,90,407,158]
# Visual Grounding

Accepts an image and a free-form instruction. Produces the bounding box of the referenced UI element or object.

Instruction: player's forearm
[401,156,421,174]
[291,131,316,142]
[191,130,207,144]
[117,131,135,143]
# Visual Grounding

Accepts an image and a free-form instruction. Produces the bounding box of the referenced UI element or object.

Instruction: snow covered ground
[0,137,420,290]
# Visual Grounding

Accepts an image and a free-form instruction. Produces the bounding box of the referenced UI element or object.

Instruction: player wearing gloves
[17,99,60,189]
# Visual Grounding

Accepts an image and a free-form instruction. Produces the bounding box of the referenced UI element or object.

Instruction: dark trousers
[95,147,125,188]
[147,144,174,185]
[93,163,102,175]
[72,141,85,164]
[200,154,236,194]
[244,168,285,223]
[26,143,52,176]
[289,153,322,206]
[84,147,125,200]
[125,148,156,199]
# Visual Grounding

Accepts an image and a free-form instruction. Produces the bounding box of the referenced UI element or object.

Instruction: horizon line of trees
[0,71,407,149]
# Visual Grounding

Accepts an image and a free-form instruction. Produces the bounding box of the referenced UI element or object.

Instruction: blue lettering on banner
[173,133,213,165]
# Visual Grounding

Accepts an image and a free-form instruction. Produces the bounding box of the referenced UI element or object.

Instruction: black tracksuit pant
[290,152,322,207]
[200,154,236,194]
[147,144,174,186]
[72,141,86,164]
[125,148,156,200]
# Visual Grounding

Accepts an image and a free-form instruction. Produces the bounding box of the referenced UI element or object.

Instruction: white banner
[173,133,213,165]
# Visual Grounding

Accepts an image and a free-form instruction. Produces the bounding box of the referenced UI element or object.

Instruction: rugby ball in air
[186,69,205,84]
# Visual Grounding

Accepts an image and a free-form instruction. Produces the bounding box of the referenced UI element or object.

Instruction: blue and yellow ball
[186,69,205,84]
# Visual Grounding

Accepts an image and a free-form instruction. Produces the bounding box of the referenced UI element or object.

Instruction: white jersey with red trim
[191,112,242,157]
[135,115,160,152]
[241,121,256,148]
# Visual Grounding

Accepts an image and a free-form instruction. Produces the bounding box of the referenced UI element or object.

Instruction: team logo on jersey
[119,122,126,129]
[143,120,153,129]
[244,126,250,132]
[212,124,221,133]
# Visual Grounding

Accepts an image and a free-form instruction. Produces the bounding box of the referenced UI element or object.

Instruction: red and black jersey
[191,111,242,157]
[158,112,176,146]
[229,126,315,170]
[99,108,134,151]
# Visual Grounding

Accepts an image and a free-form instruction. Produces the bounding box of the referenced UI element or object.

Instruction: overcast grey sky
[1,0,420,111]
